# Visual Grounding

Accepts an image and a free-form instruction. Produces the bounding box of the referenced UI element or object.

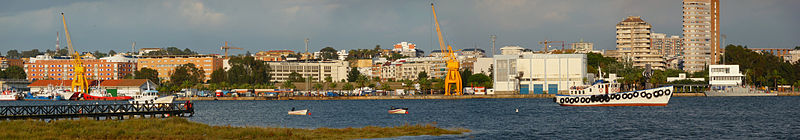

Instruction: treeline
[586,52,705,90]
[208,56,273,90]
[723,45,800,87]
[143,47,197,56]
[0,66,26,80]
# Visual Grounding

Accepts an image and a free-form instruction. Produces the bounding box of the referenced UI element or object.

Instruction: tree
[328,82,338,90]
[282,80,295,89]
[347,67,361,82]
[467,73,492,88]
[20,49,43,58]
[417,71,429,81]
[93,50,107,58]
[108,50,117,56]
[2,66,26,79]
[460,69,473,87]
[226,56,272,85]
[342,83,354,90]
[288,72,304,82]
[325,76,333,83]
[134,67,160,84]
[381,83,391,90]
[209,68,227,83]
[169,63,204,86]
[6,50,20,59]
[320,47,337,60]
[313,83,324,91]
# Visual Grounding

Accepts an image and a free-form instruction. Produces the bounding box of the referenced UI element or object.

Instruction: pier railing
[0,102,194,120]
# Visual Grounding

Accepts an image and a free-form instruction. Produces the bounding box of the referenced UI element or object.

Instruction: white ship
[555,68,673,106]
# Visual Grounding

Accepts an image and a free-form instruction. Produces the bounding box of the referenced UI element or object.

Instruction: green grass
[0,117,468,139]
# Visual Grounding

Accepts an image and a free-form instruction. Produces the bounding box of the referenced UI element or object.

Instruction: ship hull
[556,86,673,106]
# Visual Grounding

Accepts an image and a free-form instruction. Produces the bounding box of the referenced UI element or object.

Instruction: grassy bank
[0,117,468,139]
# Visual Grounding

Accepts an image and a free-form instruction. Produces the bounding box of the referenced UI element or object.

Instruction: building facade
[651,33,684,58]
[493,54,587,94]
[137,55,223,81]
[266,60,349,82]
[615,16,665,70]
[708,65,743,86]
[24,57,136,81]
[254,50,295,62]
[393,42,422,57]
[682,0,720,72]
[570,40,594,53]
[0,56,24,70]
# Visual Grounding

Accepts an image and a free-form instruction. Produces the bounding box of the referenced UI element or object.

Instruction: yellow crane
[61,13,89,93]
[431,3,462,96]
[539,40,565,53]
[220,41,243,58]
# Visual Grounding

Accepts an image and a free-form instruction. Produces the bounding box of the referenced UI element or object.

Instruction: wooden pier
[0,102,194,120]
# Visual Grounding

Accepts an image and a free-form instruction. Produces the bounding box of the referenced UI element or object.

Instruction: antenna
[56,32,60,51]
[131,41,136,54]
[490,35,496,56]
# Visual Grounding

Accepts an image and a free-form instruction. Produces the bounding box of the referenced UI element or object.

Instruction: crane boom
[431,3,447,56]
[431,3,462,96]
[61,13,89,94]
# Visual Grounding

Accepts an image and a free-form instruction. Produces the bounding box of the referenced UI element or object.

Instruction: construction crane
[61,13,89,93]
[432,3,462,96]
[220,41,242,57]
[538,40,565,53]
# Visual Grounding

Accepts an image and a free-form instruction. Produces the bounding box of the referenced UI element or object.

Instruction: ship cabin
[567,80,621,95]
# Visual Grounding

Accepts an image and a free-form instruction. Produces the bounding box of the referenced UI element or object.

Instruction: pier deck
[0,102,194,120]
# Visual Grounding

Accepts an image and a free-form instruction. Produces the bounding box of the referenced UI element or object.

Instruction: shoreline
[0,117,467,139]
[175,92,800,101]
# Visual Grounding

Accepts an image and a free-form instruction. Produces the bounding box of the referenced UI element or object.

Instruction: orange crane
[431,3,462,96]
[538,40,565,53]
[220,41,242,57]
[61,13,89,93]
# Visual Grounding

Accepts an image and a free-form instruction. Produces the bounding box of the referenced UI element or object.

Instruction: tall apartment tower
[615,16,665,70]
[682,0,720,72]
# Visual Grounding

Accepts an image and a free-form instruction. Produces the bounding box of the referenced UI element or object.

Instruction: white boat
[388,108,408,114]
[555,68,673,106]
[1,89,19,101]
[288,109,309,115]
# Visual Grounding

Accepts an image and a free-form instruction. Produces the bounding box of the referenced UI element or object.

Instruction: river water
[3,97,799,139]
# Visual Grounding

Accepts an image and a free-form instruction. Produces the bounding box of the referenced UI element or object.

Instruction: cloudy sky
[1,0,798,55]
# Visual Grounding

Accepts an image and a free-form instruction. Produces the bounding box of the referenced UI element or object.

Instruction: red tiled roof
[28,79,150,87]
[98,79,149,87]
[28,80,98,87]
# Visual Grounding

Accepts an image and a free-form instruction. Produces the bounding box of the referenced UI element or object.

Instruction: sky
[1,0,798,55]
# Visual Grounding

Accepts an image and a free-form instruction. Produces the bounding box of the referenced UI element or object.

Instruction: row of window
[140,59,212,63]
[31,73,114,76]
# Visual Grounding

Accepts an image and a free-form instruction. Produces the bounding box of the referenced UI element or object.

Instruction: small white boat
[288,109,309,115]
[388,108,408,114]
[0,89,19,101]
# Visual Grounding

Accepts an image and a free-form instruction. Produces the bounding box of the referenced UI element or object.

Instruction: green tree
[347,67,361,82]
[417,71,429,81]
[209,68,226,83]
[381,83,391,91]
[134,67,160,84]
[108,50,117,56]
[319,47,337,60]
[313,83,324,91]
[169,63,204,87]
[467,73,492,88]
[325,76,333,83]
[288,72,304,82]
[328,82,338,90]
[282,81,295,89]
[6,50,20,59]
[2,66,26,79]
[342,83,354,90]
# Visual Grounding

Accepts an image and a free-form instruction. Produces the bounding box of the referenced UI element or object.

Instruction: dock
[0,102,194,120]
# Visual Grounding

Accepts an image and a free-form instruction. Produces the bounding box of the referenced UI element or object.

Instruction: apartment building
[137,54,223,81]
[570,40,594,53]
[682,0,720,72]
[266,60,348,82]
[651,33,684,58]
[25,56,136,81]
[393,42,423,57]
[254,50,294,62]
[615,16,665,70]
[0,56,24,70]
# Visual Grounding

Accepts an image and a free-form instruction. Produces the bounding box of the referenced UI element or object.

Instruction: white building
[570,39,594,53]
[337,50,349,60]
[493,54,587,94]
[472,57,493,75]
[708,65,744,86]
[500,46,525,55]
[393,42,422,57]
[266,60,349,82]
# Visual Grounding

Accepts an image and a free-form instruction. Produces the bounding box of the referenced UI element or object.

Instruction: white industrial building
[493,54,587,94]
[708,65,744,86]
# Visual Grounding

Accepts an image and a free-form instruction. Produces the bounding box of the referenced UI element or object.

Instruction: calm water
[3,97,800,139]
